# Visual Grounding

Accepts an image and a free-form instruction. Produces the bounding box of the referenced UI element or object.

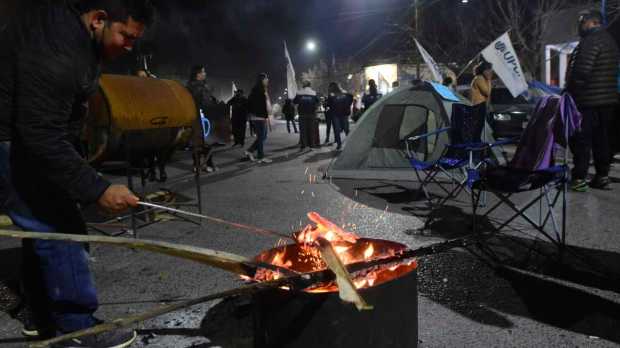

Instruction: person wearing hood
[470,61,494,142]
[294,81,321,150]
[326,82,354,150]
[567,9,620,191]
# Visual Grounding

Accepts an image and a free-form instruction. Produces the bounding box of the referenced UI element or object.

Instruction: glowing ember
[363,244,374,259]
[248,212,417,293]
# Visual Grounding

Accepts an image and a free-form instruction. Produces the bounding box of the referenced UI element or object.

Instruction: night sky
[134,0,412,98]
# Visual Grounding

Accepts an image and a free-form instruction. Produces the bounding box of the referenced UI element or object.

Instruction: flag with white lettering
[481,32,528,98]
[284,41,298,100]
[414,39,443,83]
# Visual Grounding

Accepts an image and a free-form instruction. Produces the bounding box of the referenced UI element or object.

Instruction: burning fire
[250,212,417,293]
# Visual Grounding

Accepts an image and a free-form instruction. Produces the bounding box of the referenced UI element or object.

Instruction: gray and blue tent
[327,81,499,180]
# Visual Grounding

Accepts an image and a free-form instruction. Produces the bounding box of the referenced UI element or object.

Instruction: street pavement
[1,120,620,347]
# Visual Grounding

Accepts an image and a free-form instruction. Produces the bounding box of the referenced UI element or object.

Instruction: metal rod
[137,201,293,240]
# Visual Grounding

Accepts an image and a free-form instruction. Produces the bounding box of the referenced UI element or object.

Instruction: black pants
[325,114,334,142]
[231,116,247,145]
[286,119,298,133]
[299,115,318,148]
[569,107,614,180]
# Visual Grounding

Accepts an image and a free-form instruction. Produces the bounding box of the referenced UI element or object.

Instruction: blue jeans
[0,142,98,333]
[248,120,268,159]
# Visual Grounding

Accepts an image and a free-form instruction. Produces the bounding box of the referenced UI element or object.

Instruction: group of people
[191,77,376,163]
[467,9,619,192]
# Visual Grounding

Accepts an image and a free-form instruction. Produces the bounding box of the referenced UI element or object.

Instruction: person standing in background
[227,89,249,147]
[470,61,494,142]
[187,65,218,173]
[567,10,619,191]
[326,82,354,150]
[246,73,273,163]
[294,81,321,150]
[282,98,298,134]
[361,79,382,112]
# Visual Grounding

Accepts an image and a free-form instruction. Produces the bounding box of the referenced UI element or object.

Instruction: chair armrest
[407,127,451,142]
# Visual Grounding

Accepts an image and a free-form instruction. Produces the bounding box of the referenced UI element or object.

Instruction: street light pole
[414,0,421,79]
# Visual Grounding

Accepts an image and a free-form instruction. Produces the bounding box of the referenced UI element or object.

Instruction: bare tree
[482,0,599,78]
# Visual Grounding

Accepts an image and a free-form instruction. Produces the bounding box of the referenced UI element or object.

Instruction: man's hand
[97,185,139,215]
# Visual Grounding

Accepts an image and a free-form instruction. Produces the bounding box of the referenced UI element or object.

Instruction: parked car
[456,85,534,139]
[488,87,535,139]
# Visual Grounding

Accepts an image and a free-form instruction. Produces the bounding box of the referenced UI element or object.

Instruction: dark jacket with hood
[567,27,619,108]
[0,1,109,234]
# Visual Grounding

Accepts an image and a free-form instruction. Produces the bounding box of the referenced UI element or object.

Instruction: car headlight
[493,113,511,121]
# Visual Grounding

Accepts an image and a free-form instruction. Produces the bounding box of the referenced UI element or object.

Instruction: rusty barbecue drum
[86,74,196,165]
[252,238,419,348]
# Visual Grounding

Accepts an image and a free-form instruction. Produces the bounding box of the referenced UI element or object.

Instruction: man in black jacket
[567,10,620,191]
[227,89,249,146]
[0,1,154,347]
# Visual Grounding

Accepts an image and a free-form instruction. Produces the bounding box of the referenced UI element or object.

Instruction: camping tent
[327,81,472,180]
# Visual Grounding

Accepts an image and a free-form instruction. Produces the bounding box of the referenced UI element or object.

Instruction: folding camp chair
[469,94,581,249]
[405,103,507,207]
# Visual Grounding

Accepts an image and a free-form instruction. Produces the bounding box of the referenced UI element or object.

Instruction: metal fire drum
[252,241,419,348]
[86,74,196,165]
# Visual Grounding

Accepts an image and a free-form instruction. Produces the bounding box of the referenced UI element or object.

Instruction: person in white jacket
[294,81,321,150]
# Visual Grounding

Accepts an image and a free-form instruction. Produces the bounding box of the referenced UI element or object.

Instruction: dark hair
[474,61,492,76]
[579,9,603,24]
[76,0,156,27]
[328,82,343,95]
[442,77,453,86]
[368,79,378,95]
[189,65,205,81]
[252,73,269,95]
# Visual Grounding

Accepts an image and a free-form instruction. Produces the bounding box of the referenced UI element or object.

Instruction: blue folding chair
[405,104,509,207]
[469,94,581,248]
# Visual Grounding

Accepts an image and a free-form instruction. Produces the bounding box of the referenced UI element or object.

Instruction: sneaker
[571,179,588,192]
[244,151,256,162]
[258,158,273,164]
[206,166,215,173]
[52,329,137,348]
[590,176,612,190]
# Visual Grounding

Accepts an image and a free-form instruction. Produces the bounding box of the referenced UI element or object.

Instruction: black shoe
[158,172,167,183]
[52,329,137,348]
[590,176,612,190]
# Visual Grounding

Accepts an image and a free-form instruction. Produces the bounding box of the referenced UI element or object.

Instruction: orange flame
[295,212,360,244]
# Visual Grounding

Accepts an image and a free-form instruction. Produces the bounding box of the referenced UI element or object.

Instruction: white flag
[414,39,443,83]
[231,82,238,99]
[284,41,298,100]
[481,32,528,98]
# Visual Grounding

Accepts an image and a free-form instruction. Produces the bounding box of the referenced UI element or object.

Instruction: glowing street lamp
[306,40,317,53]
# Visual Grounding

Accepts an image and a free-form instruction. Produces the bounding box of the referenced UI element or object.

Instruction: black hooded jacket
[567,28,619,108]
[0,1,109,233]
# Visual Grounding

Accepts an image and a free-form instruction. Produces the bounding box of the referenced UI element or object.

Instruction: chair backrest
[510,94,581,171]
[449,104,484,146]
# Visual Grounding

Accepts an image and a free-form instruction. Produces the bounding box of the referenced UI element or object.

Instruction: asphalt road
[1,121,620,347]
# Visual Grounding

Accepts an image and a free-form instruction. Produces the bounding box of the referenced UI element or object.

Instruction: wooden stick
[316,238,373,311]
[0,230,295,277]
[30,278,293,348]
